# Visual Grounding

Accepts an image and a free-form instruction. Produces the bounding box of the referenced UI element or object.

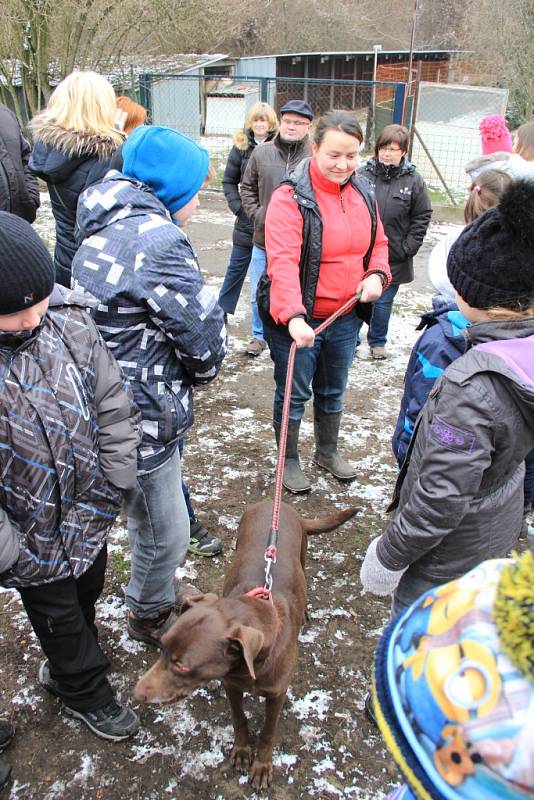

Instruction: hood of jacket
[30,122,120,183]
[417,298,470,352]
[363,156,416,182]
[451,318,534,425]
[76,170,170,243]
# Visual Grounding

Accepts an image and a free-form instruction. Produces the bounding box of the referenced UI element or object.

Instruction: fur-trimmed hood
[31,120,121,160]
[233,127,254,151]
[232,127,276,151]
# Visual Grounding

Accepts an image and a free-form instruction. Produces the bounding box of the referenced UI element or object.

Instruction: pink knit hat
[479,114,513,155]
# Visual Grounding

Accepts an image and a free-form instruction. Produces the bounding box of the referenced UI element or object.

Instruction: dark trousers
[18,545,113,712]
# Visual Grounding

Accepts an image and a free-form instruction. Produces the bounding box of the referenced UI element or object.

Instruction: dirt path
[0,193,449,800]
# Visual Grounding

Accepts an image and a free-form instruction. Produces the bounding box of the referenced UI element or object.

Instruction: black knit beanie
[447,180,534,310]
[0,211,55,314]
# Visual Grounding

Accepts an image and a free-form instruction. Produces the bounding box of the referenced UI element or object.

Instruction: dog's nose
[133,680,149,702]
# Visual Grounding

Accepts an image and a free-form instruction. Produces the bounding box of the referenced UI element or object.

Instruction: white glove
[360,537,408,596]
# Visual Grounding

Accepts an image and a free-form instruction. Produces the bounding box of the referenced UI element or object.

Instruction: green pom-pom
[494,550,534,682]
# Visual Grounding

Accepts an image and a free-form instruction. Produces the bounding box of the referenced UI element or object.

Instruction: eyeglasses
[378,145,403,153]
[281,117,310,127]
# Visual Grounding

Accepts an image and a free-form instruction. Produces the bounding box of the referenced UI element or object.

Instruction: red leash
[260,292,362,597]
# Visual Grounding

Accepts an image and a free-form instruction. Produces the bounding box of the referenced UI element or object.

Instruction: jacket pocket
[162,386,179,444]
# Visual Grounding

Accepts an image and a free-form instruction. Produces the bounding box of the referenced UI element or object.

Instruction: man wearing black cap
[240,99,313,355]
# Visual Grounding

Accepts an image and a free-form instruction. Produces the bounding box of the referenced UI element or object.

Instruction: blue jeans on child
[355,283,400,348]
[123,448,189,618]
[218,243,253,315]
[249,245,267,341]
[264,310,359,423]
[392,570,439,617]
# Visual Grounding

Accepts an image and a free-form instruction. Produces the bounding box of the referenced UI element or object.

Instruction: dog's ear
[181,592,219,612]
[227,625,264,680]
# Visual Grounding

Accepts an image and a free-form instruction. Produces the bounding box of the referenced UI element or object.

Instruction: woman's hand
[288,317,315,348]
[357,273,384,303]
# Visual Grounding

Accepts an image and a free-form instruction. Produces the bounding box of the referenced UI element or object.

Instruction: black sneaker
[0,756,11,792]
[38,660,62,699]
[127,606,177,648]
[64,700,139,742]
[0,721,13,752]
[188,519,223,557]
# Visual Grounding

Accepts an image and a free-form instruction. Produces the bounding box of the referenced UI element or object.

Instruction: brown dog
[134,499,358,789]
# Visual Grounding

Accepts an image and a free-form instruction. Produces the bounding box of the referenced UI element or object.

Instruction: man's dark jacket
[241,133,311,248]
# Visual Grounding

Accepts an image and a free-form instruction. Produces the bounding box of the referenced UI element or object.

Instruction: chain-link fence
[138,73,406,177]
[411,82,509,197]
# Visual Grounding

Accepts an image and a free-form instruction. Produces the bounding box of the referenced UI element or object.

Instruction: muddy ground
[0,192,450,800]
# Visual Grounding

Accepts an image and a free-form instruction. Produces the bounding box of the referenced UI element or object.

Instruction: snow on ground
[2,191,463,799]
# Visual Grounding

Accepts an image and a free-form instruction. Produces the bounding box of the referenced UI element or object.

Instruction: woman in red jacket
[264,109,391,492]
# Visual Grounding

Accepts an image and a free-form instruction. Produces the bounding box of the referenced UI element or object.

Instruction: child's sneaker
[127,606,177,647]
[188,518,223,557]
[0,720,14,751]
[0,756,11,792]
[38,660,62,698]
[64,700,139,741]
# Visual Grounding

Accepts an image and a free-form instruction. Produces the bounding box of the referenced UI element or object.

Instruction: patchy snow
[0,190,454,800]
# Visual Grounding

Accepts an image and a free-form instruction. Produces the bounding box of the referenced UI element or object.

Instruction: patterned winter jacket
[72,171,227,472]
[379,318,534,584]
[392,297,469,465]
[0,286,141,589]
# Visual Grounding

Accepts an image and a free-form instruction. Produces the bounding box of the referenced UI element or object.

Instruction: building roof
[237,49,469,60]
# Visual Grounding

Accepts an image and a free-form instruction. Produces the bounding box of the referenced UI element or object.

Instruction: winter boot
[274,419,311,493]
[313,410,357,480]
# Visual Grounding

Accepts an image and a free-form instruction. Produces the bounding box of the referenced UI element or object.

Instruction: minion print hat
[373,552,534,800]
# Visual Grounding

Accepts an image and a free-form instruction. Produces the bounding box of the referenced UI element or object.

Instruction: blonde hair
[33,71,123,144]
[485,304,534,320]
[513,121,534,161]
[464,169,512,224]
[245,102,278,134]
[116,96,147,135]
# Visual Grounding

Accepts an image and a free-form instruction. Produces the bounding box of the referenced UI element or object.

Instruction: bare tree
[464,0,534,124]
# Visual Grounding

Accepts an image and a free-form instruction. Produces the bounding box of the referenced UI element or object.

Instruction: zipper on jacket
[339,188,346,213]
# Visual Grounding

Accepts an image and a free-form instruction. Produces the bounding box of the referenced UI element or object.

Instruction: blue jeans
[392,571,439,617]
[123,448,189,618]
[265,310,359,422]
[178,437,195,521]
[249,245,266,341]
[355,283,400,348]
[218,242,253,315]
[525,449,534,510]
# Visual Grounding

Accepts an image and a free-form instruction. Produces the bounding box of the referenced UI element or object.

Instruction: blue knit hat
[373,554,534,800]
[122,125,209,214]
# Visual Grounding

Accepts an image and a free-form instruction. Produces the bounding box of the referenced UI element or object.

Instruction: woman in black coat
[218,102,277,336]
[29,71,123,288]
[357,124,432,359]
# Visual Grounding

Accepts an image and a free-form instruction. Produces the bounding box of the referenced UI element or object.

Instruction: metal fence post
[393,84,405,124]
[138,73,152,121]
[260,78,268,102]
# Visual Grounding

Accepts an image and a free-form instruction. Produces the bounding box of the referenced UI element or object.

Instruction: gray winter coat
[0,286,141,587]
[377,318,534,583]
